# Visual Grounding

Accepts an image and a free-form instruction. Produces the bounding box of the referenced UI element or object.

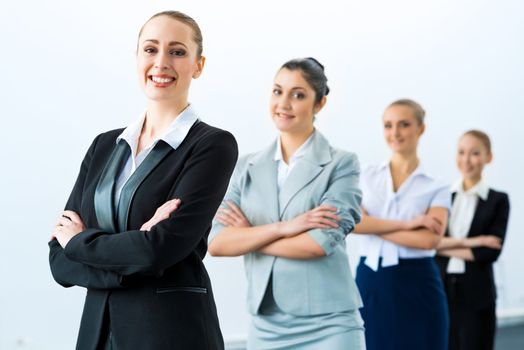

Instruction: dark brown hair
[280,57,330,105]
[138,11,203,57]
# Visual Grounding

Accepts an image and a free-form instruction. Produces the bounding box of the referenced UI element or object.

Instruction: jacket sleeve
[208,155,248,242]
[308,152,362,256]
[471,193,510,263]
[63,131,239,276]
[48,134,125,289]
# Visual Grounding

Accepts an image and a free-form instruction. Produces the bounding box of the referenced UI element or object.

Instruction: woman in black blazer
[48,11,237,350]
[436,130,510,350]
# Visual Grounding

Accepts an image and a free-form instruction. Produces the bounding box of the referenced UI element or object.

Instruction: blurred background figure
[436,130,510,350]
[209,58,365,349]
[354,99,450,350]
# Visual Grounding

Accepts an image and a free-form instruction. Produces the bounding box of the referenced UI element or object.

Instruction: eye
[292,91,306,99]
[144,47,157,54]
[399,121,411,128]
[170,49,186,57]
[272,88,282,96]
[384,123,392,129]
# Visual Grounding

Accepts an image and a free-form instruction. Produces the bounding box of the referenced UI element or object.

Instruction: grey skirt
[248,288,365,350]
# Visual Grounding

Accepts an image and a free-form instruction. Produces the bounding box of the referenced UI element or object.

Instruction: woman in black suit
[49,11,237,350]
[436,130,510,350]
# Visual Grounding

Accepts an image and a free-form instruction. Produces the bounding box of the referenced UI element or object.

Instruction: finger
[218,208,241,221]
[311,217,339,228]
[429,216,443,226]
[227,201,245,217]
[310,222,338,229]
[216,215,235,227]
[313,205,338,212]
[316,211,341,221]
[63,211,82,224]
[155,199,178,214]
[57,217,72,227]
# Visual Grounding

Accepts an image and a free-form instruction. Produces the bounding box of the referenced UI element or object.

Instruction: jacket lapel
[468,192,489,236]
[278,131,331,217]
[116,140,173,232]
[247,142,280,223]
[94,140,131,233]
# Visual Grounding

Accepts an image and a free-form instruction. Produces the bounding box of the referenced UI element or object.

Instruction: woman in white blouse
[435,130,510,350]
[353,99,450,350]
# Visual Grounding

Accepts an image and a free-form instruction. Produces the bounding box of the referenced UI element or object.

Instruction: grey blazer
[210,131,363,316]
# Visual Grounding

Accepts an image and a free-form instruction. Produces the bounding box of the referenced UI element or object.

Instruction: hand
[216,201,252,228]
[407,214,443,235]
[277,205,340,237]
[50,211,86,248]
[464,235,502,249]
[141,199,181,231]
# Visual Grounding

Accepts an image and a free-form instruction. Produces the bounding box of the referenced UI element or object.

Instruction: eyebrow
[142,39,188,48]
[273,84,307,91]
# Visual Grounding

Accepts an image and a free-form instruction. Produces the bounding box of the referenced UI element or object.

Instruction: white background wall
[0,0,522,348]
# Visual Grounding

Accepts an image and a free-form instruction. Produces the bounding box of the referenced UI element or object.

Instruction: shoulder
[359,162,386,180]
[189,121,237,146]
[416,169,449,192]
[488,188,510,205]
[329,148,360,172]
[88,128,125,153]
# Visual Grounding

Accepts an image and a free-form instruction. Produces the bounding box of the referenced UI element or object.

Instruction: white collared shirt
[274,132,315,192]
[114,104,199,202]
[446,179,489,273]
[358,162,451,271]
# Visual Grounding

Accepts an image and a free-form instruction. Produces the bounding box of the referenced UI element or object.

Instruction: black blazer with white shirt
[436,189,510,309]
[49,121,238,350]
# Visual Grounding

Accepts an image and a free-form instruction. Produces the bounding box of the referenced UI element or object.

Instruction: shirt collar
[451,179,489,200]
[378,160,430,179]
[117,104,199,155]
[274,130,315,162]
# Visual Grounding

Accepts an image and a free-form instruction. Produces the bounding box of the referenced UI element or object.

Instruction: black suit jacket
[49,121,238,350]
[436,189,510,309]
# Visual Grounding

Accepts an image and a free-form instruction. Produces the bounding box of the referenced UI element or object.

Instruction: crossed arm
[49,131,238,288]
[353,207,449,250]
[208,202,338,259]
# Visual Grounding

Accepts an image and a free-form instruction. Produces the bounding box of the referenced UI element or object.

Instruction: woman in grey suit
[209,58,365,349]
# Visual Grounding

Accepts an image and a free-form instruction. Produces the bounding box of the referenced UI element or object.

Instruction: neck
[390,152,419,174]
[463,176,482,191]
[143,100,189,139]
[280,127,314,163]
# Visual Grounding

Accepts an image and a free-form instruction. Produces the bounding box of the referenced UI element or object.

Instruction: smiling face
[382,105,425,155]
[137,15,204,107]
[270,68,325,135]
[456,133,492,182]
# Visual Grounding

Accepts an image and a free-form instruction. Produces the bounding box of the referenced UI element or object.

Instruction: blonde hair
[388,99,426,124]
[462,129,492,154]
[138,11,203,58]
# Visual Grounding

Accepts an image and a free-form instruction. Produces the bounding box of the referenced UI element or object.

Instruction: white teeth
[151,76,175,83]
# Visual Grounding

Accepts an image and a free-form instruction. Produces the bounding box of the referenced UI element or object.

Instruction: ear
[486,152,493,164]
[313,95,327,115]
[418,123,426,136]
[192,56,206,79]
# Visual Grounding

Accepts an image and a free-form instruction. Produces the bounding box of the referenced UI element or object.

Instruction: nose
[277,95,291,110]
[392,125,400,137]
[154,52,169,70]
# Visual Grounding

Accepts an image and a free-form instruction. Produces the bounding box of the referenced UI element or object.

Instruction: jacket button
[330,242,336,247]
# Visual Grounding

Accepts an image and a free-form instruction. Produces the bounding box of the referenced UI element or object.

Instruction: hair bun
[307,57,325,71]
